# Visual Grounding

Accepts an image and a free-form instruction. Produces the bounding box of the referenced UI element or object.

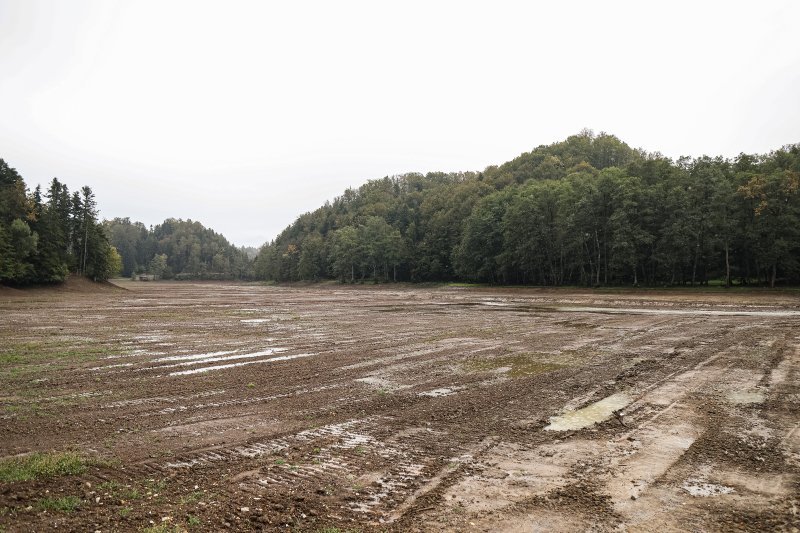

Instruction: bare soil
[1,281,798,532]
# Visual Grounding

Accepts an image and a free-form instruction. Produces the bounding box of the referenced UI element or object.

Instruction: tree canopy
[4,131,798,288]
[104,218,253,280]
[0,159,119,284]
[255,131,800,287]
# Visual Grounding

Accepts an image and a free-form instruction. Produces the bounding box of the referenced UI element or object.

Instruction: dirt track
[1,281,799,532]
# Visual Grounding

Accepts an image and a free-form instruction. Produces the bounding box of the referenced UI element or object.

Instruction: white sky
[1,1,798,247]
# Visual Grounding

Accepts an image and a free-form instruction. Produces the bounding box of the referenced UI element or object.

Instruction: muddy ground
[1,281,799,532]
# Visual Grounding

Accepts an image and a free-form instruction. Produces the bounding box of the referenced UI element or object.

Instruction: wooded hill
[0,159,120,284]
[254,131,800,287]
[104,218,253,280]
[3,131,798,287]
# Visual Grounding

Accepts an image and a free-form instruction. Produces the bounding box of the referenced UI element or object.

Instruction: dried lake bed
[1,281,799,531]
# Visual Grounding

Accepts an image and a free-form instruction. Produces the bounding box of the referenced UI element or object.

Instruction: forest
[104,218,252,280]
[0,159,119,284]
[2,131,799,287]
[255,131,800,287]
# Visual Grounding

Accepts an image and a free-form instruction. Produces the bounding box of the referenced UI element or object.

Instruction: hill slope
[255,131,800,286]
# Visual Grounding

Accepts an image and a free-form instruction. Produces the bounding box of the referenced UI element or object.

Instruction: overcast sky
[1,1,798,247]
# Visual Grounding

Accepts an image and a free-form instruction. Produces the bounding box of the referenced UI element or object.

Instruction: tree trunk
[595,230,601,286]
[770,263,777,288]
[602,229,608,285]
[82,217,89,275]
[724,240,731,287]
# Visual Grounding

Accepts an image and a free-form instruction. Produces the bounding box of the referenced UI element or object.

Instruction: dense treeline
[0,159,120,284]
[105,218,253,280]
[255,131,800,287]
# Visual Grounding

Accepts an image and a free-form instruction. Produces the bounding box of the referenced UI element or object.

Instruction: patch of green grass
[187,515,201,527]
[2,401,51,419]
[0,452,88,482]
[35,495,82,513]
[274,458,286,465]
[0,340,120,364]
[0,354,23,365]
[141,525,187,533]
[144,478,168,493]
[99,480,141,501]
[246,382,255,388]
[179,491,203,505]
[466,354,564,378]
[119,506,133,517]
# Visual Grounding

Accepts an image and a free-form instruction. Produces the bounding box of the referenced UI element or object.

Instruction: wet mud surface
[1,282,799,531]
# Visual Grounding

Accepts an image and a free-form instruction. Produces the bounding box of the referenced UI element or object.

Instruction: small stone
[241,507,250,513]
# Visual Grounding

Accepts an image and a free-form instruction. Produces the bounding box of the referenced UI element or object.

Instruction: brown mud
[1,282,798,531]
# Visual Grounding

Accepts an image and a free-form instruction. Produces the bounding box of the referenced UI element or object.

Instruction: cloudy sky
[1,1,798,247]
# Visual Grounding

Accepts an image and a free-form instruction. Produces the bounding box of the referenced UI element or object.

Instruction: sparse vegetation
[35,495,82,512]
[467,354,565,378]
[144,478,168,493]
[0,452,88,482]
[99,480,141,501]
[179,491,203,505]
[141,524,187,533]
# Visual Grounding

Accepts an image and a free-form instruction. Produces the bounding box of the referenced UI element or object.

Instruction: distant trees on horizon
[3,131,799,288]
[104,217,253,280]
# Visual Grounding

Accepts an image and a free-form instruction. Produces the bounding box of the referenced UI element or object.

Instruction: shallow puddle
[556,306,800,317]
[726,390,766,404]
[545,392,632,431]
[155,350,236,362]
[169,352,315,376]
[418,386,465,397]
[682,480,735,497]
